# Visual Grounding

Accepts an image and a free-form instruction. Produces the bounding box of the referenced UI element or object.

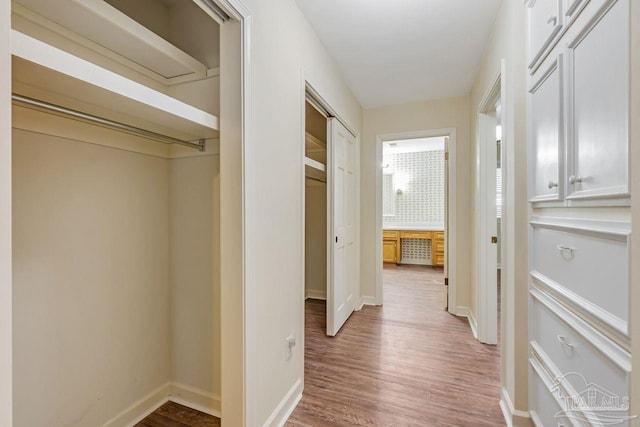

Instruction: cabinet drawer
[400,230,431,240]
[530,290,630,406]
[433,231,444,240]
[530,221,629,333]
[434,241,444,253]
[433,255,444,266]
[528,0,563,68]
[383,230,399,239]
[529,358,570,427]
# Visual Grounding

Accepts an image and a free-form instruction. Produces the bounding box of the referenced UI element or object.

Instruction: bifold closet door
[327,118,356,337]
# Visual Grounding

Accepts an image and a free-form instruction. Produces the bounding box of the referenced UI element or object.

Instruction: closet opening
[7,0,247,424]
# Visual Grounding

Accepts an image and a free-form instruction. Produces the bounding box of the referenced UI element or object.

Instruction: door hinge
[491,236,498,244]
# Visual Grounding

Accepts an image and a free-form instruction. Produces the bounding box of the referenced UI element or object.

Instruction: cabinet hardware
[569,175,582,185]
[547,16,558,25]
[557,334,574,349]
[547,180,559,189]
[557,245,574,254]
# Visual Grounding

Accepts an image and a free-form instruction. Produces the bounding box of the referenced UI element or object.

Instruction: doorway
[375,129,456,310]
[475,72,503,346]
[302,91,359,338]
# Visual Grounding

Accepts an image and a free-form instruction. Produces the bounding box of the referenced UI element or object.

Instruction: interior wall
[169,154,220,405]
[361,96,471,308]
[11,129,171,427]
[231,0,362,424]
[468,0,529,416]
[0,0,12,423]
[305,183,326,299]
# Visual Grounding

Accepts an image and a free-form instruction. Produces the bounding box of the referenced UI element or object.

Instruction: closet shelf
[12,30,219,144]
[305,156,326,183]
[13,0,209,85]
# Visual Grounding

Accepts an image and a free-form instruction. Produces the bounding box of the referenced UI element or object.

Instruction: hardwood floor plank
[286,265,504,426]
[136,401,221,427]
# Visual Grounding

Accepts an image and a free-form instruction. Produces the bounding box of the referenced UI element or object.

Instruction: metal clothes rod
[12,93,206,152]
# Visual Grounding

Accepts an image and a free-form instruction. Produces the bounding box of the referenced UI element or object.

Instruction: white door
[327,118,356,336]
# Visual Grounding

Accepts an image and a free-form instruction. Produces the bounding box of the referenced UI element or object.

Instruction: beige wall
[0,0,11,423]
[169,155,220,402]
[468,0,530,418]
[12,129,171,426]
[229,0,362,424]
[361,97,471,309]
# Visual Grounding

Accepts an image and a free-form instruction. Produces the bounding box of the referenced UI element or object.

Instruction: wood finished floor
[135,401,221,427]
[286,265,504,426]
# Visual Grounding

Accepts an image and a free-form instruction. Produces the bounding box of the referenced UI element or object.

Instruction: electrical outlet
[286,335,296,361]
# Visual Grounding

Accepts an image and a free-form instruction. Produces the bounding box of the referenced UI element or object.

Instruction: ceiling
[295,0,502,108]
[383,137,445,154]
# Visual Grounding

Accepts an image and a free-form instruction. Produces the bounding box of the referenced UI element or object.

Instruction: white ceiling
[295,0,502,108]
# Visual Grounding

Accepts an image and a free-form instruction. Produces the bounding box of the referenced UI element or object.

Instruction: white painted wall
[0,0,12,423]
[361,97,471,308]
[468,0,530,419]
[229,0,362,424]
[169,154,221,406]
[12,129,171,427]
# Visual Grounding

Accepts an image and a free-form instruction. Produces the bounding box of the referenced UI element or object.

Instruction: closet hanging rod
[12,94,206,152]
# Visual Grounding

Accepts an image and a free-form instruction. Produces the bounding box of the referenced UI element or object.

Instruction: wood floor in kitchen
[286,264,504,426]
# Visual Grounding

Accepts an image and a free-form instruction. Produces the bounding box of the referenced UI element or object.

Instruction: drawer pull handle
[557,245,574,254]
[557,334,574,349]
[547,16,558,25]
[547,180,559,189]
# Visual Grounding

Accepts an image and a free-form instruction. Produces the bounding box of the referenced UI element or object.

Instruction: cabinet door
[528,0,563,69]
[382,240,397,263]
[529,56,563,202]
[567,0,629,201]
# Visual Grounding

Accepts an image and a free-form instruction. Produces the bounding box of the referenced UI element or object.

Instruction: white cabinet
[566,0,629,200]
[527,0,563,69]
[529,57,563,202]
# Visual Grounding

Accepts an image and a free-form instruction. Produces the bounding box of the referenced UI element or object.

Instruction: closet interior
[304,101,328,302]
[11,0,224,425]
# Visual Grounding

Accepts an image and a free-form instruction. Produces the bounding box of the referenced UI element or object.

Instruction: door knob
[569,175,582,185]
[547,180,558,189]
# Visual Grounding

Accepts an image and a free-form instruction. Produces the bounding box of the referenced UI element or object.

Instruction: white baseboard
[305,289,326,300]
[455,306,469,317]
[262,378,303,427]
[102,382,171,427]
[500,387,532,427]
[170,382,221,418]
[468,309,478,339]
[358,297,378,310]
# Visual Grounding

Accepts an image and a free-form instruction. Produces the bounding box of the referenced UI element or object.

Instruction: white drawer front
[530,360,575,427]
[528,0,563,68]
[531,223,628,328]
[530,293,629,404]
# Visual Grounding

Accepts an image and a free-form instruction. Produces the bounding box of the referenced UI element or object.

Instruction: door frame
[475,69,505,345]
[299,77,361,374]
[375,128,457,313]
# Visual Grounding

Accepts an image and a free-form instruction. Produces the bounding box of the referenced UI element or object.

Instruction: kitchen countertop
[383,223,444,231]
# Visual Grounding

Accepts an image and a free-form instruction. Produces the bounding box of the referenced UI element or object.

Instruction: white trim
[529,216,630,241]
[375,128,457,312]
[455,306,470,318]
[305,289,327,300]
[102,382,171,427]
[169,383,221,418]
[261,379,303,427]
[468,309,479,340]
[499,387,531,427]
[475,69,501,345]
[361,296,378,308]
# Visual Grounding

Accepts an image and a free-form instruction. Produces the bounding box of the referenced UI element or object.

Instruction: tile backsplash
[383,150,445,225]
